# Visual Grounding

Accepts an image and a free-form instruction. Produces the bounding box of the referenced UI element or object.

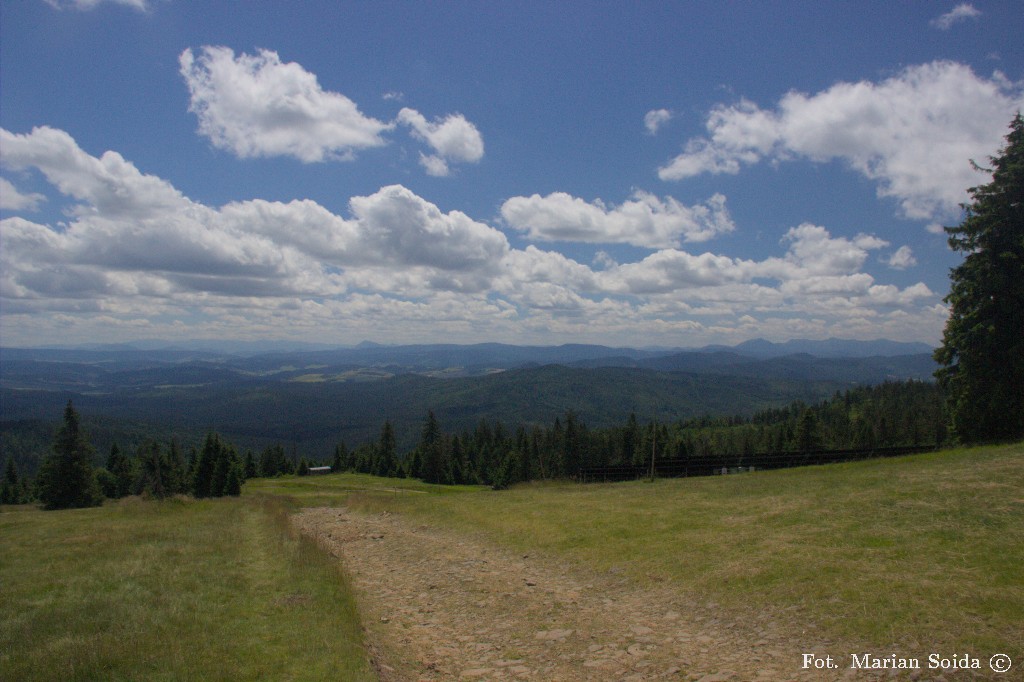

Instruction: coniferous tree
[37,401,102,510]
[1,457,23,504]
[223,460,243,496]
[446,434,466,484]
[353,443,374,473]
[186,446,198,483]
[622,411,640,466]
[514,427,533,483]
[934,113,1024,443]
[404,446,422,479]
[193,432,219,498]
[375,421,397,478]
[120,458,139,497]
[106,442,135,498]
[332,442,348,472]
[530,426,548,479]
[297,457,310,476]
[243,450,257,479]
[795,409,822,452]
[139,440,172,499]
[167,438,187,494]
[95,466,117,499]
[106,442,124,476]
[561,411,583,479]
[210,444,233,495]
[258,444,291,477]
[418,412,445,484]
[491,450,516,490]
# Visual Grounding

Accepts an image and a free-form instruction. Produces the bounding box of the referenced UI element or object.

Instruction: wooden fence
[578,445,939,483]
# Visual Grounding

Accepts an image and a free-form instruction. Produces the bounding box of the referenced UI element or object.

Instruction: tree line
[2,401,246,509]
[1,379,950,508]
[329,380,948,489]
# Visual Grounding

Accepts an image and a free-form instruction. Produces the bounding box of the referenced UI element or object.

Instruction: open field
[3,443,1020,680]
[258,443,1024,677]
[0,495,374,682]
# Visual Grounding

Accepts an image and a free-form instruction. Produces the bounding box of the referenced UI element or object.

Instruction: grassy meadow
[0,495,374,682]
[255,442,1024,662]
[3,443,1021,680]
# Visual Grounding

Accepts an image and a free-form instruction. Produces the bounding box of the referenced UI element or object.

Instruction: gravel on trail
[293,507,919,682]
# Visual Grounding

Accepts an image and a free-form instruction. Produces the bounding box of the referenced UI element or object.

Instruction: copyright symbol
[990,653,1012,673]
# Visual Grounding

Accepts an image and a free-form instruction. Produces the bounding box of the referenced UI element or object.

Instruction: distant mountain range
[0,337,938,398]
[2,336,934,368]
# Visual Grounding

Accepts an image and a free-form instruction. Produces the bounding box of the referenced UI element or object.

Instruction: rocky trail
[293,508,922,682]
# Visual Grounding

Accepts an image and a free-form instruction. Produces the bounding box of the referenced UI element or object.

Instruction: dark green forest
[2,352,937,481]
[333,380,946,488]
[1,380,946,503]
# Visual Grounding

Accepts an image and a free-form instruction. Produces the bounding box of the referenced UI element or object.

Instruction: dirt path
[294,508,861,682]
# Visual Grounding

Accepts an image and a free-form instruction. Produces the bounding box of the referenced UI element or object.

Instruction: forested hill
[1,340,937,475]
[3,365,843,452]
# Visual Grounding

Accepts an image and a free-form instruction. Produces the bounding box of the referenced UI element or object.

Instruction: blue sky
[1,1,1022,348]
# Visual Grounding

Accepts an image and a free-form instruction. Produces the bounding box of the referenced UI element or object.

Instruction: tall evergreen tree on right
[934,113,1024,443]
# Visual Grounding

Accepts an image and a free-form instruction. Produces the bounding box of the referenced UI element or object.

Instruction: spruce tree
[561,411,583,478]
[167,438,187,494]
[2,457,23,504]
[375,421,397,478]
[934,114,1024,443]
[192,432,219,498]
[258,445,277,477]
[223,461,243,496]
[106,442,123,473]
[95,466,117,499]
[795,409,822,452]
[105,443,131,498]
[37,401,102,510]
[186,446,198,483]
[491,450,515,490]
[243,450,257,479]
[332,442,348,472]
[622,411,640,466]
[139,441,171,499]
[210,444,233,495]
[419,412,445,483]
[447,435,466,485]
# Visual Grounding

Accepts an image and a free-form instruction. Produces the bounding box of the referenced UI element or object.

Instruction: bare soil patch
[294,507,908,681]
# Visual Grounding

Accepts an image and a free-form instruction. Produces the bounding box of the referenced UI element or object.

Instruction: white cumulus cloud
[177,46,486,176]
[0,126,510,309]
[397,108,485,176]
[0,125,946,347]
[179,46,392,163]
[775,223,888,277]
[500,190,733,248]
[884,245,918,269]
[659,61,1024,220]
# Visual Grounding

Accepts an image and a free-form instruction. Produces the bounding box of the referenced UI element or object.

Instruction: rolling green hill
[1,341,938,475]
[3,364,848,473]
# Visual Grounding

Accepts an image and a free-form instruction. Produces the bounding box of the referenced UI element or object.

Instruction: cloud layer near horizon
[1,125,941,346]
